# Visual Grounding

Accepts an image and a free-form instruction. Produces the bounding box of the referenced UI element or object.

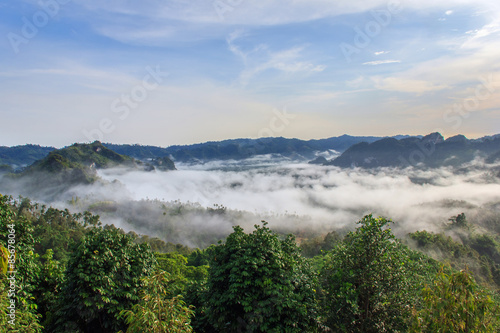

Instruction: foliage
[0,194,44,332]
[2,193,500,332]
[34,249,65,327]
[131,234,193,256]
[52,226,157,333]
[409,225,500,290]
[120,271,194,333]
[300,231,341,258]
[186,248,211,267]
[42,142,134,169]
[204,222,318,332]
[156,253,208,287]
[33,206,95,264]
[410,267,500,332]
[320,215,432,332]
[449,212,469,229]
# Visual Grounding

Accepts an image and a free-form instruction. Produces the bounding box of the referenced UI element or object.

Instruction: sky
[1,0,500,148]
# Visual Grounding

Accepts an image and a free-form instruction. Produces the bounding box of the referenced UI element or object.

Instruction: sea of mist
[2,155,500,248]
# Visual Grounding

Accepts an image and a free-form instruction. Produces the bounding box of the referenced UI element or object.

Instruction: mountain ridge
[1,133,499,170]
[327,132,500,168]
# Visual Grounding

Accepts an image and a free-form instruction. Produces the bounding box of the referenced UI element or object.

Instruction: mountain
[328,133,500,168]
[0,136,408,168]
[0,144,56,170]
[25,141,176,174]
[12,142,137,185]
[0,142,176,201]
[105,135,394,163]
[2,133,498,170]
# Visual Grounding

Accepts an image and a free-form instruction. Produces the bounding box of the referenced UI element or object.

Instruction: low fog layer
[2,156,500,247]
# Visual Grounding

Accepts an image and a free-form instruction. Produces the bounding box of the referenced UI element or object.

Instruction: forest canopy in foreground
[0,193,499,332]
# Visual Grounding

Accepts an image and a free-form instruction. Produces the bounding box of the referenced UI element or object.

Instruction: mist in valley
[2,155,500,248]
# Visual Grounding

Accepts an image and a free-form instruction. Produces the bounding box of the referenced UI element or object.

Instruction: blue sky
[1,0,499,147]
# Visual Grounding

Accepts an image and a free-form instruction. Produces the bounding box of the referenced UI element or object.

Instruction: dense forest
[1,193,499,332]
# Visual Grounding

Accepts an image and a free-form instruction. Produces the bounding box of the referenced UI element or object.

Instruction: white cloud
[462,19,500,48]
[374,51,390,56]
[445,10,454,15]
[362,60,401,65]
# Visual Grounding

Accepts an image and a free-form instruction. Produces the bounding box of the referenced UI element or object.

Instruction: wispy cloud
[70,0,499,27]
[363,60,401,66]
[226,32,325,85]
[238,47,326,85]
[463,19,500,48]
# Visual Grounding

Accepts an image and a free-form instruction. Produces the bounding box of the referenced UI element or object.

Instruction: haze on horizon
[1,0,500,147]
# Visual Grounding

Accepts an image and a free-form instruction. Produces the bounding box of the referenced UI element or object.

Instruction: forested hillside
[0,142,175,202]
[1,194,499,332]
[0,145,55,171]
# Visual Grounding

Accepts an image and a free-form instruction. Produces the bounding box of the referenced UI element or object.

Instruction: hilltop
[0,142,175,200]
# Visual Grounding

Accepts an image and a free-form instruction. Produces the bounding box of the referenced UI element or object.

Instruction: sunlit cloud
[372,77,449,94]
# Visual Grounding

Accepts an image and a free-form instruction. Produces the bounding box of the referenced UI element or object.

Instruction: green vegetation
[0,142,176,201]
[1,194,499,332]
[119,271,194,333]
[410,268,499,332]
[319,215,439,332]
[23,141,140,176]
[203,222,318,332]
[409,213,500,290]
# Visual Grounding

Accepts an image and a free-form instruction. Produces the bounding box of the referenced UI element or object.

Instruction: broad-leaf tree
[205,222,318,332]
[320,215,427,332]
[52,225,156,333]
[0,194,44,332]
[410,267,500,332]
[120,270,194,333]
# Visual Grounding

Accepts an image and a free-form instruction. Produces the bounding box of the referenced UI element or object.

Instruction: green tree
[52,226,156,333]
[410,267,500,332]
[205,222,318,332]
[120,271,194,333]
[33,249,65,327]
[0,194,44,332]
[449,213,468,229]
[320,215,425,332]
[300,231,341,258]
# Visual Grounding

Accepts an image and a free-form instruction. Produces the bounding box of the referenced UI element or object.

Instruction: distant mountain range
[0,135,413,170]
[0,144,55,170]
[1,133,499,173]
[105,135,390,162]
[327,133,500,168]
